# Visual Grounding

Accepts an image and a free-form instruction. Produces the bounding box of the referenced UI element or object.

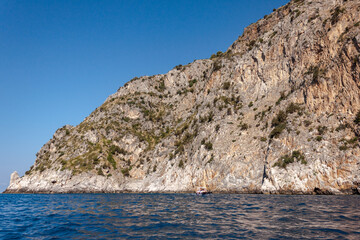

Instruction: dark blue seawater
[0,194,359,239]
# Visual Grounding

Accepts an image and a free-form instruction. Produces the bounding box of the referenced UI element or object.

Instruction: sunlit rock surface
[5,0,360,194]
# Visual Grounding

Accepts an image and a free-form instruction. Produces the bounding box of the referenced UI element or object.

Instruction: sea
[0,193,359,239]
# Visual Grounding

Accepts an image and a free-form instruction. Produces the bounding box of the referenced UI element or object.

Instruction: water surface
[0,194,359,239]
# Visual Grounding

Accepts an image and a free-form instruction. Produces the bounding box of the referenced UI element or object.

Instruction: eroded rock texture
[5,0,360,194]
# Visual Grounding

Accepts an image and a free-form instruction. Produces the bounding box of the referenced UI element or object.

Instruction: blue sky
[0,0,289,192]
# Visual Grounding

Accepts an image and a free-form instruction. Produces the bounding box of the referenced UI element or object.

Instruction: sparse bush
[271,110,287,127]
[339,137,359,150]
[247,40,256,50]
[38,165,46,173]
[188,79,197,87]
[347,137,359,145]
[175,145,184,155]
[354,111,360,125]
[222,82,231,90]
[286,102,301,114]
[158,79,165,92]
[227,108,232,115]
[303,120,312,127]
[213,60,222,71]
[269,110,287,139]
[210,51,223,59]
[336,123,349,131]
[109,145,127,155]
[174,64,183,70]
[270,31,277,39]
[93,157,99,165]
[107,153,117,169]
[331,6,345,25]
[260,137,267,142]
[273,150,306,168]
[178,159,184,168]
[207,111,214,122]
[269,124,286,139]
[339,145,348,151]
[276,91,287,105]
[121,167,130,177]
[306,65,326,84]
[315,136,323,142]
[317,126,327,135]
[215,124,220,132]
[122,117,130,122]
[204,142,213,150]
[97,168,104,176]
[239,123,249,130]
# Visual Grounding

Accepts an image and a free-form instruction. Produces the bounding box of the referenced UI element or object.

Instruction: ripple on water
[0,194,359,239]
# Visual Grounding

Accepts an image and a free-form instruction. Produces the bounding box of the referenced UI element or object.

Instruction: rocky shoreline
[3,189,358,195]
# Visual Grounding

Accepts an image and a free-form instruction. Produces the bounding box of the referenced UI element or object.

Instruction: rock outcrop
[5,0,360,194]
[9,171,20,186]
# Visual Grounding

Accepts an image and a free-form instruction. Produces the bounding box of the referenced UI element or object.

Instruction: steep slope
[5,0,360,194]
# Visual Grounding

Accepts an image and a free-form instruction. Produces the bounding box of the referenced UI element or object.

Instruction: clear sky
[0,0,289,192]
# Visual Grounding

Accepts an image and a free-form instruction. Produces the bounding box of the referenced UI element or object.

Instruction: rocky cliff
[5,0,360,194]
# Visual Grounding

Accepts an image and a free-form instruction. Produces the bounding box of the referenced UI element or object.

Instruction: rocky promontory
[5,0,360,194]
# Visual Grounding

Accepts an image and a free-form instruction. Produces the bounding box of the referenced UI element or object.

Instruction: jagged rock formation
[5,0,360,194]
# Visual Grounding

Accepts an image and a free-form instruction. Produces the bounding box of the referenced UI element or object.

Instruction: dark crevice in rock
[352,37,360,53]
[261,143,272,185]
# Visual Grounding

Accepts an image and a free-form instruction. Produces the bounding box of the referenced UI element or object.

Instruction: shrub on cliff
[354,111,360,125]
[239,123,249,130]
[222,81,231,90]
[269,110,287,138]
[178,160,184,168]
[317,126,327,135]
[272,110,287,125]
[107,153,117,169]
[273,150,306,168]
[331,6,345,25]
[286,102,301,114]
[109,145,127,155]
[97,168,104,176]
[188,79,197,87]
[158,79,165,92]
[269,124,286,139]
[210,51,223,59]
[121,167,130,177]
[204,142,213,150]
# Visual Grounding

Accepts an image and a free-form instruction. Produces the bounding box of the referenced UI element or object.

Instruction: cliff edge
[5,0,360,194]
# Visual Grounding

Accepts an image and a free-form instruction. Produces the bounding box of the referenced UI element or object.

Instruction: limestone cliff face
[5,0,360,194]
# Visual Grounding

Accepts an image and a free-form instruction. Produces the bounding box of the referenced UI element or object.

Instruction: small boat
[196,187,211,195]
